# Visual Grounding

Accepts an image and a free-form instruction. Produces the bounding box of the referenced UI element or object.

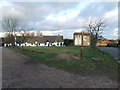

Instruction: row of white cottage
[4,35,64,47]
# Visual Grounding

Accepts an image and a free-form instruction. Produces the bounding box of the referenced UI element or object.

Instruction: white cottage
[21,35,64,47]
[3,34,64,47]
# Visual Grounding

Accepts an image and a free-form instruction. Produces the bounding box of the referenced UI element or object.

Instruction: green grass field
[9,46,118,80]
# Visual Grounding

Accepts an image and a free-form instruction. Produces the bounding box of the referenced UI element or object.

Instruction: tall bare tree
[18,25,33,46]
[83,18,105,51]
[2,15,20,46]
[2,15,20,34]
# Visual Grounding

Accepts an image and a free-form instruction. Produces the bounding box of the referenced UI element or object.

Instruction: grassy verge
[8,46,118,80]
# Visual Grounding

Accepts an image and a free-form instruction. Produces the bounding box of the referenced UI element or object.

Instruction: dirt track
[2,47,118,88]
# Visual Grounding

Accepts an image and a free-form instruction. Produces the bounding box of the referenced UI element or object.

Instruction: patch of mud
[46,54,80,60]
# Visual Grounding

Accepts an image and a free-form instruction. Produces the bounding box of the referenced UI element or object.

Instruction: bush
[52,45,56,46]
[64,39,73,46]
[106,43,118,47]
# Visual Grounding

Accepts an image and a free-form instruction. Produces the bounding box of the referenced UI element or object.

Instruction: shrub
[106,43,118,47]
[64,39,73,46]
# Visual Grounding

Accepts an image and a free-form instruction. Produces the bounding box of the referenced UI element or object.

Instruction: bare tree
[4,34,15,46]
[2,15,20,34]
[18,25,33,46]
[83,18,105,51]
[36,31,42,36]
[2,15,20,46]
[30,32,35,37]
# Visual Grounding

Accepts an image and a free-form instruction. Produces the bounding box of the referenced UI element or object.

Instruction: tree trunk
[90,36,97,52]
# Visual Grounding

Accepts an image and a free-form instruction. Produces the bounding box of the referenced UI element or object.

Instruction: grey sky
[0,1,118,39]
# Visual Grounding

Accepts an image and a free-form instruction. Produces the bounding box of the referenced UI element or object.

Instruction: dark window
[60,43,62,46]
[48,43,49,47]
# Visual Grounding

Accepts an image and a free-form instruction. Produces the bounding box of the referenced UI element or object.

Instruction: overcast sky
[0,0,119,39]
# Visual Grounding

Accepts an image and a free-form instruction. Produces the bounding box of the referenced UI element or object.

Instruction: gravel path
[2,47,118,88]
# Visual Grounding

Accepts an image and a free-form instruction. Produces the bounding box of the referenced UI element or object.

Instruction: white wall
[4,41,64,47]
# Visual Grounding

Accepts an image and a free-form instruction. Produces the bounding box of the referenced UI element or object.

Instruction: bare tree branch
[2,15,20,35]
[2,15,21,46]
[82,18,106,51]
